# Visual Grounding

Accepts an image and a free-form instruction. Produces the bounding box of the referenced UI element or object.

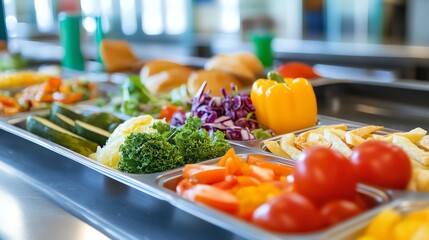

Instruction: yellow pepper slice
[250,72,317,134]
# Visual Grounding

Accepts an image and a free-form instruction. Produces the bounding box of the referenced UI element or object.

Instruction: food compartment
[0,74,110,118]
[259,123,397,158]
[155,153,391,239]
[332,199,429,240]
[314,82,429,132]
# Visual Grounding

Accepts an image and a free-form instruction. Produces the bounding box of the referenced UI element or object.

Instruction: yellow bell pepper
[250,72,317,134]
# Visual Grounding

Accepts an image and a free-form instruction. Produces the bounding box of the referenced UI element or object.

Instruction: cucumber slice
[83,112,122,131]
[51,102,83,121]
[75,120,111,146]
[50,113,75,132]
[26,115,97,157]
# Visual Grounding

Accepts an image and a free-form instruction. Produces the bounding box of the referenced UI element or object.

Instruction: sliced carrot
[217,148,236,167]
[247,155,267,165]
[40,77,62,93]
[225,155,243,175]
[183,164,227,184]
[3,106,20,115]
[176,178,196,196]
[239,163,251,176]
[254,161,293,176]
[248,165,275,182]
[212,175,238,190]
[183,184,239,214]
[54,92,83,104]
[0,96,18,107]
[236,176,261,187]
[59,85,72,94]
[36,93,54,102]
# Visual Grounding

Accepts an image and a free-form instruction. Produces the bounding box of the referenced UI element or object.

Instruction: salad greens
[118,116,230,174]
[115,75,189,116]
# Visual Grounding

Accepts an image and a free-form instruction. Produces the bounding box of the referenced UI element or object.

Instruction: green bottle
[59,12,85,71]
[95,16,104,64]
[0,0,8,49]
[251,32,274,67]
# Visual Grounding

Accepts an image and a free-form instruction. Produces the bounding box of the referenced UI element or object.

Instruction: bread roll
[140,60,184,80]
[232,52,263,76]
[187,70,242,96]
[100,40,139,72]
[205,55,254,85]
[143,67,193,94]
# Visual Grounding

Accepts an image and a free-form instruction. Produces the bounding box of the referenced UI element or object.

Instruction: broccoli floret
[118,132,184,174]
[173,116,230,163]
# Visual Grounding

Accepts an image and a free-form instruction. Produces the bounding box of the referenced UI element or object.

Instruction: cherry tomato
[183,184,239,214]
[353,194,369,211]
[350,140,412,189]
[320,200,363,227]
[276,62,319,79]
[293,146,357,205]
[159,105,184,122]
[252,192,322,233]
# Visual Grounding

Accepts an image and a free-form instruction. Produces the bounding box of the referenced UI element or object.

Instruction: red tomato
[293,146,357,205]
[183,164,228,184]
[350,140,412,189]
[183,184,239,214]
[353,194,369,211]
[252,192,322,233]
[276,62,319,79]
[159,105,184,122]
[320,200,363,227]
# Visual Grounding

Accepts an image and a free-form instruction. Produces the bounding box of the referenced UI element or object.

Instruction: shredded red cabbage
[173,81,260,141]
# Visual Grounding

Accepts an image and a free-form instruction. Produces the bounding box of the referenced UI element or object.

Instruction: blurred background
[1,0,429,80]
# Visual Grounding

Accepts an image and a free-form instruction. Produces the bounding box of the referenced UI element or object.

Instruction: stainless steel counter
[0,129,245,240]
[0,161,109,240]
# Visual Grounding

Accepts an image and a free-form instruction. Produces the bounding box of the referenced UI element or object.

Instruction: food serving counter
[0,127,250,240]
[2,78,429,239]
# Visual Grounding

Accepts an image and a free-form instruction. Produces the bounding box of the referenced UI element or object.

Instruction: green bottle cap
[59,12,85,71]
[251,32,274,67]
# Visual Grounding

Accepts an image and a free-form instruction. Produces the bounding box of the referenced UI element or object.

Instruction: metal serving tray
[155,154,394,240]
[0,79,115,121]
[237,116,398,158]
[327,198,429,239]
[230,114,377,150]
[0,112,426,240]
[313,80,429,132]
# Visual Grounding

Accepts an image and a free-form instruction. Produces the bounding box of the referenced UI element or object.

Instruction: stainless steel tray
[230,114,378,150]
[237,115,399,158]
[0,80,115,121]
[327,197,429,240]
[154,154,397,240]
[313,80,429,131]
[0,113,425,240]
